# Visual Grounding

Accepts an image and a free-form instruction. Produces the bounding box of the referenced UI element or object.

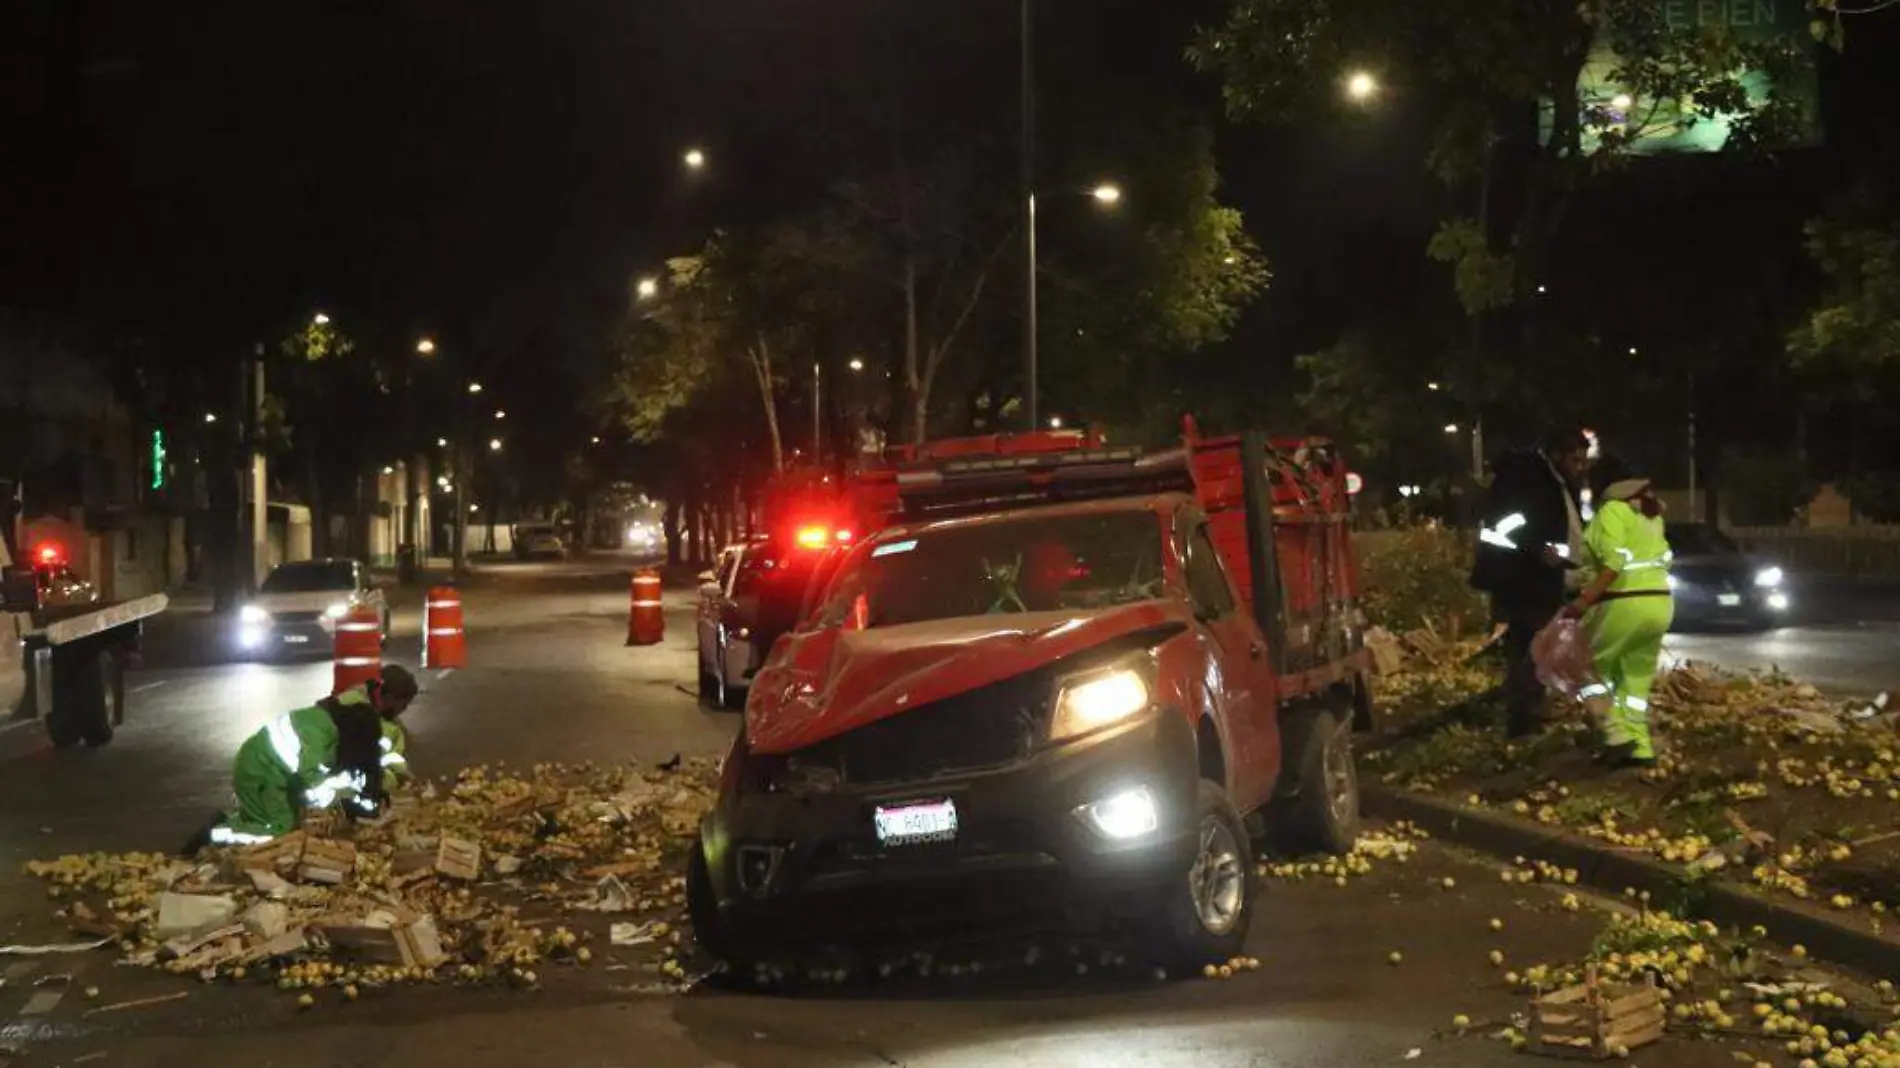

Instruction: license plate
[283,634,310,644]
[1718,594,1743,607]
[874,799,958,846]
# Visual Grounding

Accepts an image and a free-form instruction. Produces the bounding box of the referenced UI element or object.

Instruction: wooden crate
[298,838,358,885]
[435,836,482,880]
[1532,970,1665,1059]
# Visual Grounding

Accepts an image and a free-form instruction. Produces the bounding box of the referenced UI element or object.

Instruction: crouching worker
[186,666,419,853]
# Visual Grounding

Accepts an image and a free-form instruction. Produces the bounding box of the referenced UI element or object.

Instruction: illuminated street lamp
[1345,70,1380,103]
[636,277,659,301]
[1049,416,1064,429]
[1443,423,1460,435]
[847,358,864,372]
[494,410,506,421]
[1611,92,1634,111]
[436,437,448,448]
[467,381,483,395]
[312,311,331,326]
[489,438,503,452]
[683,147,707,171]
[1427,381,1442,392]
[1026,180,1125,428]
[204,412,218,424]
[416,337,437,355]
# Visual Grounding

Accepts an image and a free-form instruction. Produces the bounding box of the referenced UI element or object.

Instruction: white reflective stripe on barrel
[632,600,664,608]
[427,628,462,636]
[337,657,380,667]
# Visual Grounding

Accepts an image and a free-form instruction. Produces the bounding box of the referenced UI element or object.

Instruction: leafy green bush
[1354,526,1490,635]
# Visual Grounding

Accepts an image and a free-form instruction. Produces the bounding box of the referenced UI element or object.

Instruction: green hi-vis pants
[1583,594,1675,759]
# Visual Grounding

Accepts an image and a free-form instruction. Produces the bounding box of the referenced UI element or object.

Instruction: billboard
[1543,0,1821,155]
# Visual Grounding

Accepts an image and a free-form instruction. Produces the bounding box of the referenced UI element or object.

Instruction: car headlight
[1077,786,1160,840]
[1754,566,1784,589]
[239,605,270,625]
[1049,660,1153,741]
[324,602,349,620]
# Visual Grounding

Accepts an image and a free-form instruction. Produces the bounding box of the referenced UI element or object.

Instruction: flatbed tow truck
[3,537,166,748]
[690,419,1374,967]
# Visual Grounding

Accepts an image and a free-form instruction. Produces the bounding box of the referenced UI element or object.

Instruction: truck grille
[798,670,1052,786]
[276,610,325,623]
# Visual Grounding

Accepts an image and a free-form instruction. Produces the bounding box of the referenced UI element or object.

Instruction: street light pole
[812,361,823,461]
[1021,0,1038,431]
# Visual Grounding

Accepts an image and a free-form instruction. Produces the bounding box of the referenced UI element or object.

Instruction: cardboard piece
[240,902,290,941]
[239,928,309,964]
[153,893,238,940]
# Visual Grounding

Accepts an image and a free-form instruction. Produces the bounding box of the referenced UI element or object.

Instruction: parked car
[237,559,388,658]
[1664,522,1790,630]
[688,425,1371,970]
[514,523,567,561]
[695,527,845,709]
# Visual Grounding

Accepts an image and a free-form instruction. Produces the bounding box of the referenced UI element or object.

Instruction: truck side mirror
[1,568,38,612]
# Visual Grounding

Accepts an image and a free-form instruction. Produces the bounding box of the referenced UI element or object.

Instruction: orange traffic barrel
[626,569,664,646]
[333,605,383,695]
[423,586,467,669]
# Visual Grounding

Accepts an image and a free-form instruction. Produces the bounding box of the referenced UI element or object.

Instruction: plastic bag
[1532,616,1599,697]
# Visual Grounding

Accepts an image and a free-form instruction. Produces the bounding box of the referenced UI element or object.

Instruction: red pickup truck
[689,422,1372,969]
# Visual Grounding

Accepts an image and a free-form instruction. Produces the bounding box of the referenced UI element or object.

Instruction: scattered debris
[20,759,720,1002]
[84,991,190,1016]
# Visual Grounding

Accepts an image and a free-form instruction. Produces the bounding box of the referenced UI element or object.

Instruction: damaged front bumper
[697,708,1201,952]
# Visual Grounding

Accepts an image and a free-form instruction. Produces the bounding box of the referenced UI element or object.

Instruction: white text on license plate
[284,634,310,644]
[874,799,958,845]
[1718,594,1743,607]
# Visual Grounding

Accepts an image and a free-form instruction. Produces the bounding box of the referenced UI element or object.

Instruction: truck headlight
[1754,566,1784,589]
[1078,786,1159,840]
[1050,660,1153,742]
[324,602,349,620]
[239,605,270,625]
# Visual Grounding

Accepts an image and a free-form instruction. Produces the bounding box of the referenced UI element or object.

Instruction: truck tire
[1147,779,1254,970]
[83,650,121,747]
[46,709,82,749]
[1267,705,1359,857]
[687,838,757,974]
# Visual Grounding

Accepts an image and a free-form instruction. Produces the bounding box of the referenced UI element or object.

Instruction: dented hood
[746,601,1186,755]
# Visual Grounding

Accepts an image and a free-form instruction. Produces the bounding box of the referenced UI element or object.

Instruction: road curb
[1362,785,1900,980]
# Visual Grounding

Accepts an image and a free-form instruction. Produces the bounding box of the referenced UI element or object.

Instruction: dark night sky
[4,0,1898,438]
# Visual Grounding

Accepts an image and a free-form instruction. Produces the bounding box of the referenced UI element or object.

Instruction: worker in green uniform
[188,666,419,851]
[1563,460,1673,768]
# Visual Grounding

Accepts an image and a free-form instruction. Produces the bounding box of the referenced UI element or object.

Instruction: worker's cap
[378,665,420,701]
[1603,478,1653,502]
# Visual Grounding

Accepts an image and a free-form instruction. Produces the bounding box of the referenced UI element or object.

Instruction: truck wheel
[83,650,121,747]
[1147,779,1253,970]
[46,710,83,749]
[1268,707,1360,857]
[687,839,756,973]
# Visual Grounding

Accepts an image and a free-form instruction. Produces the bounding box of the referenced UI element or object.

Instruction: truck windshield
[261,561,355,593]
[816,510,1165,629]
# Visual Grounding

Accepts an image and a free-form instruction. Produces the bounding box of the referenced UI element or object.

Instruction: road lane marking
[129,681,169,695]
[435,669,456,680]
[3,962,34,981]
[18,989,62,1016]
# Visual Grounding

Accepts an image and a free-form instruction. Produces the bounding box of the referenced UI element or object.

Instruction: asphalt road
[1663,576,1900,696]
[0,558,1883,1067]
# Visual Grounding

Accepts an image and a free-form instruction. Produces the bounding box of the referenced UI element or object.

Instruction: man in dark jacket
[1471,429,1592,737]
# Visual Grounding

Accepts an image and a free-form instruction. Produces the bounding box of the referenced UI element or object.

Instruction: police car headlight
[324,602,349,620]
[1050,659,1154,742]
[239,605,270,625]
[1754,567,1784,589]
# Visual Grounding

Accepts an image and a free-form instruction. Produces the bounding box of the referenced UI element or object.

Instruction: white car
[514,523,567,560]
[237,559,388,658]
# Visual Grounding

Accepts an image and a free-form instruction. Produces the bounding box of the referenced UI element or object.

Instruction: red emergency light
[35,543,64,566]
[794,525,854,550]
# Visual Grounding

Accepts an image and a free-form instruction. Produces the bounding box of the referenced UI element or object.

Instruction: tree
[1192,0,1812,437]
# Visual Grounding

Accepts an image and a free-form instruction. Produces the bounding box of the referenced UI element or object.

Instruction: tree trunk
[748,336,785,472]
[662,496,683,566]
[305,449,327,557]
[903,253,927,444]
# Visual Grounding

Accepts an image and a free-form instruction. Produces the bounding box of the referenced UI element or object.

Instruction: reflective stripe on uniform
[265,714,302,772]
[1479,512,1528,551]
[382,752,407,768]
[209,826,276,845]
[1578,683,1611,700]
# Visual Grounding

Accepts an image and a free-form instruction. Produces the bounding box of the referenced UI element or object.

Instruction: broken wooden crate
[316,916,448,969]
[435,836,482,880]
[297,838,358,884]
[1531,970,1664,1059]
